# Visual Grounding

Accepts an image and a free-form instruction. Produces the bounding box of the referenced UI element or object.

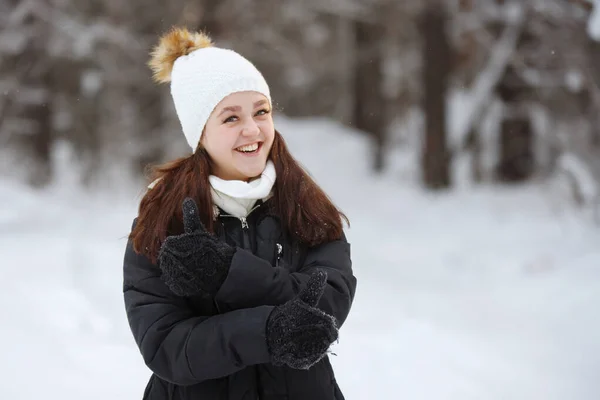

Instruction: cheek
[204,132,237,162]
[260,121,275,139]
[208,128,236,150]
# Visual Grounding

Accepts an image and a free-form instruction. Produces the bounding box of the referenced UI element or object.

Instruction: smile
[235,142,262,155]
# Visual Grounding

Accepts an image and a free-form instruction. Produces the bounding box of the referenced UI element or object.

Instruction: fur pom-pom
[148,27,213,84]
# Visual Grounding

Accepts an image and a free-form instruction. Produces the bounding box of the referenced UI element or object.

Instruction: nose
[241,119,260,137]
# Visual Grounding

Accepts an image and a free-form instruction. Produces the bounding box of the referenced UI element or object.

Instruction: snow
[2,115,600,399]
[80,70,103,97]
[588,0,600,41]
[448,3,525,151]
[565,70,583,93]
[556,152,599,205]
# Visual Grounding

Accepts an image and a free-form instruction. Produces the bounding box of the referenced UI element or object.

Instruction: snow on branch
[451,2,526,150]
[1,0,35,28]
[557,151,599,207]
[28,2,147,60]
[302,0,375,22]
[588,0,600,40]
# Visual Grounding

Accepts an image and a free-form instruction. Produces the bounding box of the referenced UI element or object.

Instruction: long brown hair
[130,130,349,263]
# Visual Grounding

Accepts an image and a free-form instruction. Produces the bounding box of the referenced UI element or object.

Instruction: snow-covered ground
[1,116,599,399]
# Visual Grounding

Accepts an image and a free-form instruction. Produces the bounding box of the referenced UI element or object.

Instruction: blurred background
[2,0,600,399]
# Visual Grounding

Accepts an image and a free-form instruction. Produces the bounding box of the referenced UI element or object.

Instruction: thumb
[182,197,204,234]
[298,270,327,307]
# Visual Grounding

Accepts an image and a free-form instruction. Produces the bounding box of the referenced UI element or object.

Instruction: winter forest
[2,0,600,399]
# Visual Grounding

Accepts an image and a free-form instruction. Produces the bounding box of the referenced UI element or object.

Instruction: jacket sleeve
[123,233,274,386]
[215,234,356,326]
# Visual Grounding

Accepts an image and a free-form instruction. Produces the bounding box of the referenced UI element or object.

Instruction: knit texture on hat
[149,28,271,151]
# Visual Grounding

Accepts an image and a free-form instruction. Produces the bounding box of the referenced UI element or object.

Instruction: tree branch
[452,2,526,150]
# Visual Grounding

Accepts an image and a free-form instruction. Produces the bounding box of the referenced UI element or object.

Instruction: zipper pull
[240,217,248,229]
[275,242,283,267]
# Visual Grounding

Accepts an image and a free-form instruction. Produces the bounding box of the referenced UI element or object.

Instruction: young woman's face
[201,91,275,181]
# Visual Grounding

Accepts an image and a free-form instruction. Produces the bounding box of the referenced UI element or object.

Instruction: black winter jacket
[123,200,357,400]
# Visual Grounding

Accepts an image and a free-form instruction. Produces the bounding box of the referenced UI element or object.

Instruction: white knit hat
[148,27,271,151]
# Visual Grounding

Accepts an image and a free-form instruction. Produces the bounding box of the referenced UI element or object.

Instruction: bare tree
[0,0,53,186]
[420,1,452,189]
[3,0,598,198]
[353,19,386,171]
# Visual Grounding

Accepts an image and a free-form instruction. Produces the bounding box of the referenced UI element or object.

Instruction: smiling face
[200,91,274,181]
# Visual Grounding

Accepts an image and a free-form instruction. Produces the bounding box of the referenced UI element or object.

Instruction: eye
[223,115,238,124]
[255,108,271,116]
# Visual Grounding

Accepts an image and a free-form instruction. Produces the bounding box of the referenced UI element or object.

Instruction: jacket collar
[213,196,275,220]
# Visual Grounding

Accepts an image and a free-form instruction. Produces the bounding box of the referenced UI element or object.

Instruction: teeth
[237,143,259,152]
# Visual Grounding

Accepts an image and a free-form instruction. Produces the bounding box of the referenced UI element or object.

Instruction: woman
[123,27,357,400]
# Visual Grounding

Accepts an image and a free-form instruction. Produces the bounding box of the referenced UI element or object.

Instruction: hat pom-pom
[148,27,213,84]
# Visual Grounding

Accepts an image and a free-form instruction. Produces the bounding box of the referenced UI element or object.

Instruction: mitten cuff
[159,242,237,297]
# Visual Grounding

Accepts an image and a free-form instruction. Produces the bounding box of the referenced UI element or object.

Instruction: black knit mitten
[158,197,235,297]
[266,271,339,370]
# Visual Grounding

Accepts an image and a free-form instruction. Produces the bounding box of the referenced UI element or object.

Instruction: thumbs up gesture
[182,196,204,234]
[158,198,235,297]
[266,271,339,370]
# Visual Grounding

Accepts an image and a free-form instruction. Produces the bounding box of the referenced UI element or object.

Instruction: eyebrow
[218,100,269,117]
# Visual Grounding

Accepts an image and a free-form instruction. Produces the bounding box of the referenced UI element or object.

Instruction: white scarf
[209,160,276,218]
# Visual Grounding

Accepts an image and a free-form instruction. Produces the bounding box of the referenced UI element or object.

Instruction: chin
[237,165,266,180]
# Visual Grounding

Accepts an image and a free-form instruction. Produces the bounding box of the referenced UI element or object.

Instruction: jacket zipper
[274,242,282,267]
[218,203,262,251]
[215,216,250,315]
[239,216,251,249]
[213,213,254,315]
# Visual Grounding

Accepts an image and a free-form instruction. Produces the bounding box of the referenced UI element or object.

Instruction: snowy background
[2,115,600,399]
[3,0,600,399]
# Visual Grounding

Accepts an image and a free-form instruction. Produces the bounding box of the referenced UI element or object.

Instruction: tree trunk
[496,116,534,181]
[468,124,483,183]
[16,10,53,186]
[53,57,102,185]
[353,20,386,172]
[420,3,451,189]
[587,38,600,148]
[495,66,534,182]
[198,0,221,36]
[334,15,355,124]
